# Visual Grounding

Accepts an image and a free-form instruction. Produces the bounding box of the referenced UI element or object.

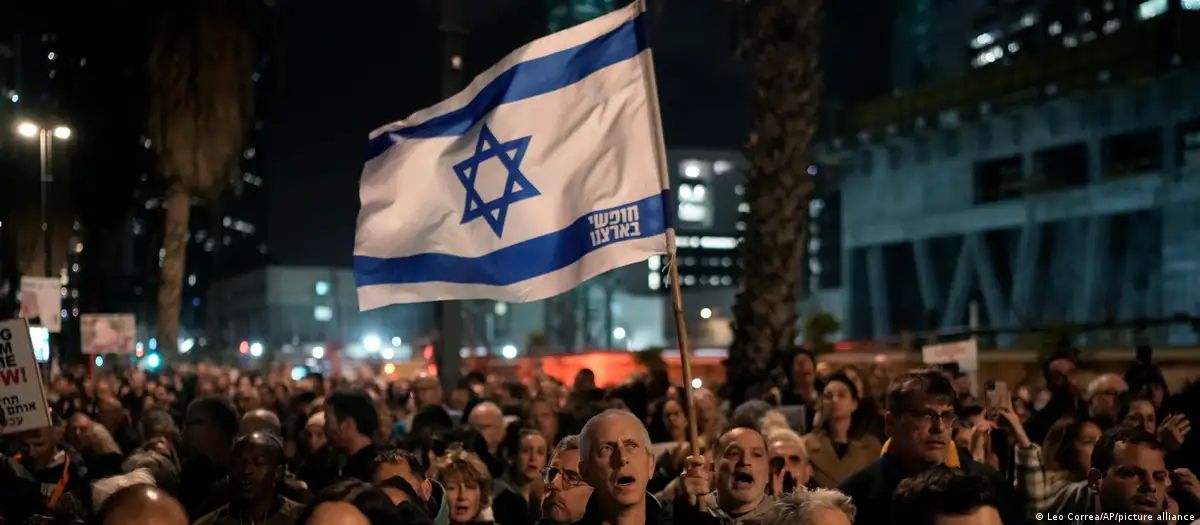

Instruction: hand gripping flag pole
[635,0,702,461]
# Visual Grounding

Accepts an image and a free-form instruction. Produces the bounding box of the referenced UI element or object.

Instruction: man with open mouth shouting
[675,426,774,524]
[574,409,668,525]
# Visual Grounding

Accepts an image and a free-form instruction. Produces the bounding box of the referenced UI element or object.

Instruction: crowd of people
[0,349,1198,525]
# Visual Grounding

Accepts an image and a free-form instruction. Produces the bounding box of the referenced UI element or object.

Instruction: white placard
[19,277,62,333]
[80,314,137,355]
[0,318,53,433]
[921,339,979,373]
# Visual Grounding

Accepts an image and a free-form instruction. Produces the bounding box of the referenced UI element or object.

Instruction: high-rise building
[892,0,977,90]
[967,0,1200,70]
[818,6,1200,345]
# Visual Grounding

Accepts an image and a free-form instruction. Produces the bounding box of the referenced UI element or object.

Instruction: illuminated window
[677,183,712,226]
[679,160,706,179]
[971,32,995,49]
[314,306,333,321]
[1137,0,1167,19]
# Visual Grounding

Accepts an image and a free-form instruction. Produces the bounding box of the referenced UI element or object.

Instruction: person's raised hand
[1159,414,1192,452]
[681,455,712,508]
[990,407,1032,448]
[1172,468,1200,501]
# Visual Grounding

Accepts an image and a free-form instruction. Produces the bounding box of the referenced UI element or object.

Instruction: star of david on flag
[452,124,539,238]
[353,1,671,308]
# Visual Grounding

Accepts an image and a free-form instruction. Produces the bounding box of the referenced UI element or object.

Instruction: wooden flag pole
[666,231,702,458]
[633,0,702,459]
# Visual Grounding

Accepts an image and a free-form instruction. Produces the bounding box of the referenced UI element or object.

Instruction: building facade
[822,8,1200,345]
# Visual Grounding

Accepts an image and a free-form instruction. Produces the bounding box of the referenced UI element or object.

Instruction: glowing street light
[249,342,264,357]
[16,122,37,137]
[14,121,72,278]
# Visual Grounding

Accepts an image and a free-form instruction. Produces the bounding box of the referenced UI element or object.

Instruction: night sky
[265,0,748,267]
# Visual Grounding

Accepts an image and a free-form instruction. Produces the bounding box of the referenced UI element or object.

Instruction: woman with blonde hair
[429,448,495,524]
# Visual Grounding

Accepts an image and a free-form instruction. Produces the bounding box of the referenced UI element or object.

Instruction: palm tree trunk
[727,0,823,407]
[156,186,190,358]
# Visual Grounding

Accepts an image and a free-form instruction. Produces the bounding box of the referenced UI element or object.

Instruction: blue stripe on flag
[354,191,667,288]
[366,13,649,161]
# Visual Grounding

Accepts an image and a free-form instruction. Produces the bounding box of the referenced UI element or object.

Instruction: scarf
[880,438,961,468]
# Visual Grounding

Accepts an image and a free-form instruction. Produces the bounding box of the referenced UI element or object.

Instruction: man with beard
[539,435,593,525]
[677,427,773,524]
[1081,426,1181,525]
[324,390,381,483]
[195,432,305,525]
[1084,374,1128,430]
[574,409,667,524]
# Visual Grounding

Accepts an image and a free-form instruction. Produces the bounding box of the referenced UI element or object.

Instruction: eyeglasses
[541,467,586,488]
[896,409,956,428]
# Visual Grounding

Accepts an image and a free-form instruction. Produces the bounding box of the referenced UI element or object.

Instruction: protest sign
[80,314,137,355]
[921,338,979,373]
[20,277,62,333]
[0,318,52,433]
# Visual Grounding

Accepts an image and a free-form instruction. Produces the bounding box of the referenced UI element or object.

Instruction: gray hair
[578,409,652,459]
[553,434,581,457]
[761,488,856,525]
[91,468,156,513]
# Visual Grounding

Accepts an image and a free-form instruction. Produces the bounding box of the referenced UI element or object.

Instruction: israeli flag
[354,2,670,310]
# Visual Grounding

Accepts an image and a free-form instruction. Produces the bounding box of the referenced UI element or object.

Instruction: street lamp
[13,121,71,278]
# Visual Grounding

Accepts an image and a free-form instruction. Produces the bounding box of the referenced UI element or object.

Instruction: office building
[818,7,1200,345]
[967,0,1200,70]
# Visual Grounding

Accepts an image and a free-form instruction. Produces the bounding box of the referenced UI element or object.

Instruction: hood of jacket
[428,479,451,525]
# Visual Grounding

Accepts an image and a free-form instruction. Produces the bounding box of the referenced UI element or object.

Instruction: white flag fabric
[354,2,669,310]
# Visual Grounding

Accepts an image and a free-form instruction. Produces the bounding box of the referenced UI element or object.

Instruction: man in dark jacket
[1025,352,1082,445]
[16,419,92,512]
[0,453,44,524]
[574,410,672,524]
[838,369,1028,525]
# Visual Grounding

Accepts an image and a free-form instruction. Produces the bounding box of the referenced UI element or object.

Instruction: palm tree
[726,0,823,406]
[146,0,255,357]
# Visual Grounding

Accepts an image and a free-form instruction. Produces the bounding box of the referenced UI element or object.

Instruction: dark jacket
[341,442,383,483]
[839,452,1029,525]
[0,454,44,524]
[573,493,672,525]
[19,445,92,520]
[672,491,772,525]
[1025,392,1080,445]
[491,476,539,525]
[297,444,344,494]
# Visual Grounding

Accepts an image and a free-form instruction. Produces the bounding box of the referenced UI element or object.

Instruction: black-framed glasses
[895,409,956,428]
[542,467,586,488]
